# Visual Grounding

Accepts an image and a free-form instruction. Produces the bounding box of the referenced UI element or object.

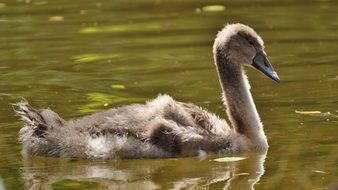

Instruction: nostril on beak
[264,62,269,67]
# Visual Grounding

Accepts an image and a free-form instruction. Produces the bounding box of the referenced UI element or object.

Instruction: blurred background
[0,0,337,189]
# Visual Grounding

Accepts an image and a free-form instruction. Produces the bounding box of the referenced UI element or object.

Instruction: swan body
[15,23,280,159]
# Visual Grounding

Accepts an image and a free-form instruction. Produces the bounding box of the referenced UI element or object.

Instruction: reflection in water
[0,0,337,189]
[0,177,6,190]
[21,151,267,190]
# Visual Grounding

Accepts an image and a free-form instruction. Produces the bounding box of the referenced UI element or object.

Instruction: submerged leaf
[79,23,161,34]
[52,179,99,189]
[72,53,119,63]
[234,173,250,176]
[295,110,321,115]
[295,110,338,118]
[79,27,100,34]
[111,84,125,89]
[213,157,246,162]
[48,16,64,22]
[202,5,226,12]
[312,170,326,174]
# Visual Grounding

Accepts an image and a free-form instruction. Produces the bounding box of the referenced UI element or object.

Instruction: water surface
[0,0,337,189]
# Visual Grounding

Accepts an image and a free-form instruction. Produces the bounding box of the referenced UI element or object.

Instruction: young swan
[14,23,280,159]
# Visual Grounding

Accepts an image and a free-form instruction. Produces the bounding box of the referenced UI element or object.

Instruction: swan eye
[249,41,254,46]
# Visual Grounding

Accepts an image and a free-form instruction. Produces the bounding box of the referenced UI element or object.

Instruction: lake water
[0,0,337,189]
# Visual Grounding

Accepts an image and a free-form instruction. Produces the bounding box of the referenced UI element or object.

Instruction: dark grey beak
[252,51,280,83]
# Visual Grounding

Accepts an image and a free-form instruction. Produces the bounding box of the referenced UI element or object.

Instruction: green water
[0,0,337,189]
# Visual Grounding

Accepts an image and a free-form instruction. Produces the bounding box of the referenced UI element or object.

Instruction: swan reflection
[0,177,6,190]
[22,151,267,190]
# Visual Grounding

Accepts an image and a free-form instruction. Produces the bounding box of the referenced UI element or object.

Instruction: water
[0,0,337,189]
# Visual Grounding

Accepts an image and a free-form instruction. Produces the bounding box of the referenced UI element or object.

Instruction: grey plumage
[14,23,279,159]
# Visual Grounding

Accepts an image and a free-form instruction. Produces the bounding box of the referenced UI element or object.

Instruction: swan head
[213,23,280,83]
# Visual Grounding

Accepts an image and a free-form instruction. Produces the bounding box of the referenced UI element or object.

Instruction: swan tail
[13,99,49,138]
[13,99,65,140]
[13,99,69,156]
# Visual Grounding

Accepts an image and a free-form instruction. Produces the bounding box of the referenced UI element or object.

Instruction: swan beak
[252,51,280,83]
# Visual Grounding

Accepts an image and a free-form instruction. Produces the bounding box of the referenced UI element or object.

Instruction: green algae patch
[79,92,144,114]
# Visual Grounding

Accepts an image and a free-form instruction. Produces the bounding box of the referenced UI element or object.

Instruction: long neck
[215,54,268,149]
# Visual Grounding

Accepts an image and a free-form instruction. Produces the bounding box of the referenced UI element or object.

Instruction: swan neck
[215,55,268,149]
